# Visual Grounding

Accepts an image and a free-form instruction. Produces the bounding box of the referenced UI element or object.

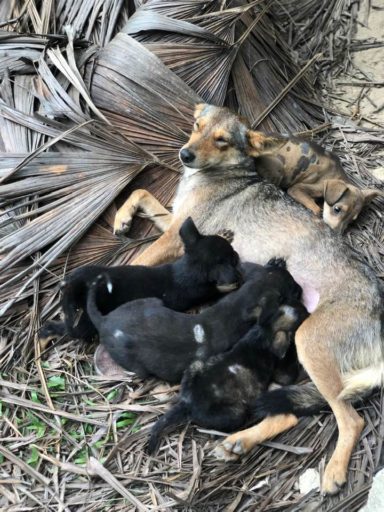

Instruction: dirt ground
[332,1,384,181]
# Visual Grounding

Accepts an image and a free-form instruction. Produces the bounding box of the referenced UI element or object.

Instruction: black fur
[40,217,241,342]
[86,258,303,383]
[250,382,328,420]
[147,299,308,453]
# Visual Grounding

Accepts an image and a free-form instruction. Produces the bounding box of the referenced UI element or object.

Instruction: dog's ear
[247,130,268,155]
[323,179,348,205]
[361,188,383,205]
[179,217,202,247]
[194,103,211,119]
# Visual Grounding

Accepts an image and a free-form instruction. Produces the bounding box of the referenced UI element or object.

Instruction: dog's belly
[233,236,320,312]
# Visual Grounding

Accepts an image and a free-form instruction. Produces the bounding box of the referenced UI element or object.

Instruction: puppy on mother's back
[247,132,382,233]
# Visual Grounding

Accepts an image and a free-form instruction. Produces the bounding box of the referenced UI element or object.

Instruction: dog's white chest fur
[172,172,200,215]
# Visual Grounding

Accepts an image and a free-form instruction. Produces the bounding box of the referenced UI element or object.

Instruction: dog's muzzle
[216,282,239,293]
[180,148,195,164]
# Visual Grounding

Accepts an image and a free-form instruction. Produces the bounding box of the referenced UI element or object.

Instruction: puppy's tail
[147,401,190,455]
[86,275,107,331]
[248,382,328,423]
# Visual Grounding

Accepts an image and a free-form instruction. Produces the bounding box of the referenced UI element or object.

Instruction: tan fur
[114,189,172,235]
[339,364,384,400]
[115,104,384,494]
[214,414,299,461]
[247,131,382,232]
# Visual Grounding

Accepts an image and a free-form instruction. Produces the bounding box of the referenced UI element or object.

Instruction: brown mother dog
[114,105,383,495]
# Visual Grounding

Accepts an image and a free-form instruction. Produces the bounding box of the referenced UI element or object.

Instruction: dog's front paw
[113,209,133,235]
[321,459,347,495]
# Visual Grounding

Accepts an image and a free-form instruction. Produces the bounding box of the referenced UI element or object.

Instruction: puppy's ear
[194,103,210,119]
[247,131,278,157]
[179,217,202,247]
[361,188,383,205]
[271,331,290,359]
[323,179,348,205]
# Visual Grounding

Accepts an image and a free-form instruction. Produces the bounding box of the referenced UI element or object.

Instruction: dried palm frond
[0,1,383,511]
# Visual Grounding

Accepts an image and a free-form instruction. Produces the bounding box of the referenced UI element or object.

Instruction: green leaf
[30,391,41,403]
[106,389,118,401]
[47,375,65,391]
[27,446,39,466]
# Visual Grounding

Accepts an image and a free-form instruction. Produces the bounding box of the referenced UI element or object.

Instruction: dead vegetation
[0,0,383,510]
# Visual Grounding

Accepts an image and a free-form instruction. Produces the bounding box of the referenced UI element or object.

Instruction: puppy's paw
[321,460,347,495]
[216,229,234,244]
[113,209,134,235]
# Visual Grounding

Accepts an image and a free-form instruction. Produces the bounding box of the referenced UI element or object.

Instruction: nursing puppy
[114,104,384,494]
[39,217,241,344]
[147,299,308,454]
[86,258,302,383]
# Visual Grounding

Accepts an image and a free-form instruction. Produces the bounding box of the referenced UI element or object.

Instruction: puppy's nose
[180,148,195,164]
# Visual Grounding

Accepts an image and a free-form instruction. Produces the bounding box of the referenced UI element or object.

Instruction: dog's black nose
[180,148,195,164]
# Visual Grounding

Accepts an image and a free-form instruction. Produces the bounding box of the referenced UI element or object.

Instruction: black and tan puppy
[40,217,241,344]
[147,299,308,454]
[86,258,302,383]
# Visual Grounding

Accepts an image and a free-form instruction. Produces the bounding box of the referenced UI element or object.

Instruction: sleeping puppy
[249,133,382,232]
[147,299,308,454]
[39,217,241,344]
[86,258,302,383]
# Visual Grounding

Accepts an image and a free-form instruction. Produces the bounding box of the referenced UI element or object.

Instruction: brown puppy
[114,104,384,495]
[247,132,381,233]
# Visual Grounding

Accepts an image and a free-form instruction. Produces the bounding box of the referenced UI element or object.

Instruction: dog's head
[323,179,382,233]
[179,104,277,172]
[179,217,241,292]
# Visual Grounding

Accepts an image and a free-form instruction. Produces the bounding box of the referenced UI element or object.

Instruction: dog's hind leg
[114,189,173,235]
[294,312,364,494]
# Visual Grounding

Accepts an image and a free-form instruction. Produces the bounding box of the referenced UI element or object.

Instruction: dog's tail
[249,367,384,422]
[339,364,384,400]
[147,401,190,455]
[86,274,108,331]
[248,382,328,423]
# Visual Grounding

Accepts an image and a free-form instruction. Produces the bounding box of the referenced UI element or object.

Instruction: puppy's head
[179,217,241,292]
[323,179,382,233]
[264,258,303,303]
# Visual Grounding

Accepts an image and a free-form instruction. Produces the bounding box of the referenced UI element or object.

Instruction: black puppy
[40,217,241,343]
[146,300,308,453]
[86,258,302,383]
